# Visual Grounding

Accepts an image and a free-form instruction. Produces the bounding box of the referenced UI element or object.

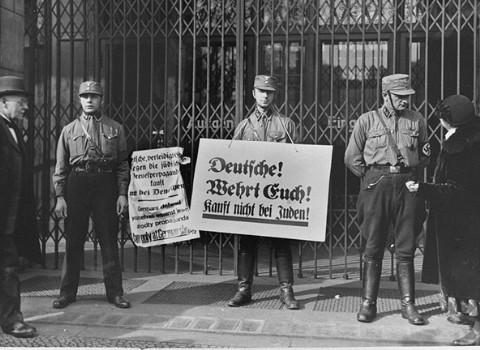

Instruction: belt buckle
[85,162,99,173]
[389,165,400,174]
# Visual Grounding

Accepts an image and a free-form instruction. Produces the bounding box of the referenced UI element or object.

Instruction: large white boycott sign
[128,147,199,247]
[190,139,332,242]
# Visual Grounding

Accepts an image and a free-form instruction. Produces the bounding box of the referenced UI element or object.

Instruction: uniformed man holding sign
[228,75,299,309]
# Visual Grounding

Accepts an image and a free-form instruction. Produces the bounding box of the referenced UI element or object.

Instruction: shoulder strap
[374,109,404,160]
[80,121,105,159]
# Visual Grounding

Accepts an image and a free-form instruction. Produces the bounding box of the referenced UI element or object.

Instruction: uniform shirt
[52,113,129,196]
[233,107,298,143]
[345,106,430,177]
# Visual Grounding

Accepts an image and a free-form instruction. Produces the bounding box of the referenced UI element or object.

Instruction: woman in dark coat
[406,95,480,346]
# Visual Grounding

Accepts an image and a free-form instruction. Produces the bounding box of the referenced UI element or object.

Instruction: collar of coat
[443,118,480,154]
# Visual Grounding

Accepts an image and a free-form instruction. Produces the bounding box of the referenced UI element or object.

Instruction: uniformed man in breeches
[345,74,431,325]
[52,81,130,309]
[227,75,299,310]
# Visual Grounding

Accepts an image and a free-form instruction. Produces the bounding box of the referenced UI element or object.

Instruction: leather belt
[74,163,112,173]
[368,165,413,174]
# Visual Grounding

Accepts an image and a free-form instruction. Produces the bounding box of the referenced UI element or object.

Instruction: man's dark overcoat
[0,117,41,264]
[419,117,480,299]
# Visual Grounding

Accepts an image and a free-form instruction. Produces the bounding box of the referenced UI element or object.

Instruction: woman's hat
[0,76,29,97]
[435,94,476,127]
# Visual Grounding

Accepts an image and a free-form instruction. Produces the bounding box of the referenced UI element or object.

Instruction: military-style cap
[78,81,104,96]
[0,76,29,97]
[382,74,415,95]
[254,75,278,91]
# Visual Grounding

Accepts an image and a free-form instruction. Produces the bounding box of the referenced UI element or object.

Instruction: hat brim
[254,86,276,91]
[389,89,415,96]
[79,91,103,96]
[0,89,30,97]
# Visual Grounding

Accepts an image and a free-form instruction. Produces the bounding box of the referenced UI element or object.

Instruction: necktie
[3,117,20,144]
[3,117,16,129]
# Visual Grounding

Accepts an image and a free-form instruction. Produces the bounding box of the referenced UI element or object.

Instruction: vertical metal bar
[475,0,479,107]
[357,0,367,280]
[93,1,99,80]
[313,0,320,279]
[456,0,461,93]
[175,244,179,274]
[163,0,169,140]
[328,0,335,279]
[149,1,154,147]
[392,0,398,71]
[270,1,274,75]
[190,0,198,273]
[255,0,260,75]
[136,0,140,147]
[235,0,244,125]
[189,243,194,274]
[161,245,166,274]
[424,0,430,177]
[206,0,211,140]
[108,0,113,123]
[220,0,225,140]
[43,0,56,268]
[284,2,289,119]
[440,0,445,99]
[70,1,75,124]
[219,235,223,276]
[342,0,351,280]
[408,0,414,87]
[177,1,182,144]
[203,238,208,275]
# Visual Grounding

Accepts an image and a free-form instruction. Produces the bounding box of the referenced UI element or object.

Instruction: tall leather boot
[397,262,425,325]
[276,249,299,310]
[357,261,382,322]
[228,250,255,307]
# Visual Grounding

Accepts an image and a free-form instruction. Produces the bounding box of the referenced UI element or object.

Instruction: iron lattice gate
[25,0,480,278]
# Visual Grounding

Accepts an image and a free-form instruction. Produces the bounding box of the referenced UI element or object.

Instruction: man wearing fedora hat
[228,75,299,309]
[345,74,431,325]
[0,76,40,338]
[52,80,130,309]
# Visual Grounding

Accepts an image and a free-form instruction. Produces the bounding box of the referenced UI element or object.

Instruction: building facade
[9,0,480,276]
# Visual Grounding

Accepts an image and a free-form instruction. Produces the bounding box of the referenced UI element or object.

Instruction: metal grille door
[25,0,480,278]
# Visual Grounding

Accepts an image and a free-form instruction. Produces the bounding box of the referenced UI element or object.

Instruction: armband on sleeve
[420,142,431,157]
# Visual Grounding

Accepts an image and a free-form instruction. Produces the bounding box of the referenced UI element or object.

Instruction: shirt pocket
[400,129,419,152]
[241,127,260,141]
[67,131,86,157]
[266,131,286,142]
[366,129,388,149]
[101,129,119,158]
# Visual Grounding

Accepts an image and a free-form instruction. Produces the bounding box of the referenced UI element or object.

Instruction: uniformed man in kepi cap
[228,75,299,309]
[52,80,131,309]
[345,74,431,325]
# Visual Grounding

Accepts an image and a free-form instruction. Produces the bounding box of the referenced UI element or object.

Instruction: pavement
[0,261,474,349]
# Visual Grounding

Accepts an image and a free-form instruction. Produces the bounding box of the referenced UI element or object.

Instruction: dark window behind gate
[25,0,480,278]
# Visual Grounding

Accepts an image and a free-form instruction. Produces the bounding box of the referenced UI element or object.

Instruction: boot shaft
[362,261,382,301]
[275,248,294,285]
[397,262,415,303]
[237,251,255,288]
